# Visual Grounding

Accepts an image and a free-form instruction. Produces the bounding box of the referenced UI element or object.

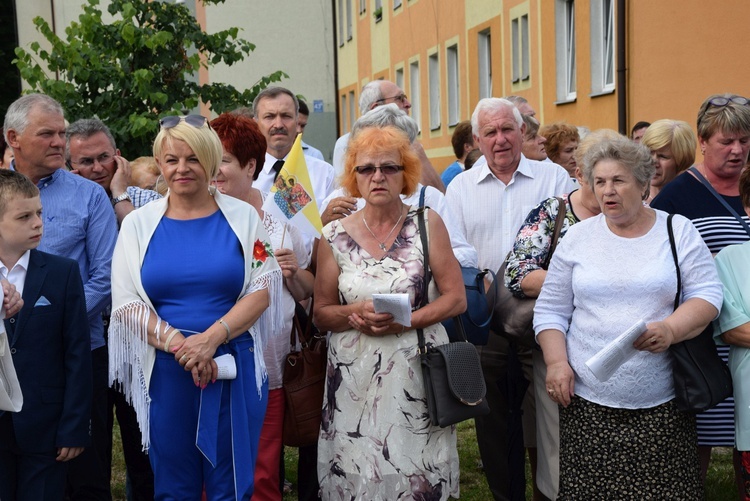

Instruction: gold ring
[180,354,188,363]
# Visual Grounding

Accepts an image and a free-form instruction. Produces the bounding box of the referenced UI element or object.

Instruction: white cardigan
[108,191,282,449]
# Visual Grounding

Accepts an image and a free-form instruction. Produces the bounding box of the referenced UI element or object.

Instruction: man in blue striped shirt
[4,94,118,500]
[67,117,159,500]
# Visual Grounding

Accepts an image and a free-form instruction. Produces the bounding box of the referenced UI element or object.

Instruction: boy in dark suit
[0,169,92,501]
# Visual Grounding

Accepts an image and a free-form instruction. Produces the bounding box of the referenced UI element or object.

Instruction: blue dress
[142,210,268,500]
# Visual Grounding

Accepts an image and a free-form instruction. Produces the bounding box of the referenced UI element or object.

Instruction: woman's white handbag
[0,316,22,412]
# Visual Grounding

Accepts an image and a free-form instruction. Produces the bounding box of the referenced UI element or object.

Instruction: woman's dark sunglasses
[354,164,404,176]
[159,115,209,129]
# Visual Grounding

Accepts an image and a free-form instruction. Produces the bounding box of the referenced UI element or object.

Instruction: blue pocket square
[34,296,51,307]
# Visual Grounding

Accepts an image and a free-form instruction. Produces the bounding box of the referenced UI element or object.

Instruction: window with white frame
[446,44,459,126]
[394,0,402,9]
[395,67,404,91]
[555,0,576,101]
[348,90,356,131]
[375,0,382,13]
[428,53,441,130]
[511,14,530,83]
[360,0,366,14]
[341,93,348,131]
[409,61,421,133]
[590,0,615,94]
[478,30,492,99]
[346,0,353,40]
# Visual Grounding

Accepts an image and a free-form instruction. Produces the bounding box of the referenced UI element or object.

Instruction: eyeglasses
[354,164,404,176]
[708,96,750,108]
[159,115,209,129]
[375,94,409,106]
[69,152,116,169]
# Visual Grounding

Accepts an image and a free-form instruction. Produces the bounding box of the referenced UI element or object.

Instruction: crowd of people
[0,82,748,501]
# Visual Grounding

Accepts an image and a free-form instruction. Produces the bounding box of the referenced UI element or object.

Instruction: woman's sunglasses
[159,115,209,129]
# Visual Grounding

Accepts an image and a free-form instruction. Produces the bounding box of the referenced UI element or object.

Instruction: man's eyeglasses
[69,153,116,169]
[375,94,409,106]
[708,96,749,108]
[159,115,209,129]
[354,164,404,176]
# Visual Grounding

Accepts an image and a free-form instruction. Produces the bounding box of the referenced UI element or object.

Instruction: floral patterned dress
[317,208,460,500]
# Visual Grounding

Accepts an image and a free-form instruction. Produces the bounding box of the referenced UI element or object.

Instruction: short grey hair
[505,95,528,108]
[4,94,64,144]
[65,118,117,161]
[471,98,523,136]
[359,81,384,115]
[582,134,655,198]
[252,86,299,118]
[350,104,418,143]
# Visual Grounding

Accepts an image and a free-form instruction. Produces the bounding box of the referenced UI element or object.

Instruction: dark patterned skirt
[558,396,702,500]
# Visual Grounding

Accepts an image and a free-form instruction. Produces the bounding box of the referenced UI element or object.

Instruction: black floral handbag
[416,207,490,427]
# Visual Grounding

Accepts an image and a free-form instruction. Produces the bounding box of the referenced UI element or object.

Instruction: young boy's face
[0,195,43,256]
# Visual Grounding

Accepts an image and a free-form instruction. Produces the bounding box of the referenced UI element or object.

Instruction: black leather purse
[416,207,490,427]
[667,214,732,413]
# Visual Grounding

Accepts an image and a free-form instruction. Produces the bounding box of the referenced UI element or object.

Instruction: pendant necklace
[363,208,405,251]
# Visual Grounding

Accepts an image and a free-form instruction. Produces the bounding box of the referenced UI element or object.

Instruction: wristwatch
[111,192,131,206]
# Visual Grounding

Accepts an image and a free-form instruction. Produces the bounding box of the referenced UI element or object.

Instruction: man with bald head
[332,79,444,192]
[445,97,572,500]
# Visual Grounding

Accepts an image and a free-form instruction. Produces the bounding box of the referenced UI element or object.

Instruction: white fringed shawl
[108,191,283,450]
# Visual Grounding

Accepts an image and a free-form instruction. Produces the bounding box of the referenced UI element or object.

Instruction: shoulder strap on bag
[689,166,750,236]
[416,207,430,353]
[667,214,681,311]
[542,196,567,270]
[419,185,427,209]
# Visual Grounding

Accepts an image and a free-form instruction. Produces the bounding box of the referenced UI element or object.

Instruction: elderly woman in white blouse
[534,135,723,499]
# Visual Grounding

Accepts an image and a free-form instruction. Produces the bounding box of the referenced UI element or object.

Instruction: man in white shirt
[445,97,573,501]
[253,86,335,206]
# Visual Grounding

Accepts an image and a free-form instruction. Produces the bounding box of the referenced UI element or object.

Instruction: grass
[111,421,738,500]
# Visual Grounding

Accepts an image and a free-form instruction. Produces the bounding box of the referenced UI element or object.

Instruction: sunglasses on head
[707,96,749,108]
[159,115,209,130]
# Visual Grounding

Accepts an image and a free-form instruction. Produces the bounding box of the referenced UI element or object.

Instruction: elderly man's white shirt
[255,152,335,206]
[445,155,574,274]
[319,184,478,268]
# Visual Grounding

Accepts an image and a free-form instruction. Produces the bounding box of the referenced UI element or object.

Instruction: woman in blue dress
[108,115,282,500]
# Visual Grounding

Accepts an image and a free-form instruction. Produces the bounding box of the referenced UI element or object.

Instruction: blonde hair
[341,126,421,198]
[641,119,696,173]
[152,119,223,181]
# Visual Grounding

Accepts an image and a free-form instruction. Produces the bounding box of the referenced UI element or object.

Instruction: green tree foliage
[14,0,287,156]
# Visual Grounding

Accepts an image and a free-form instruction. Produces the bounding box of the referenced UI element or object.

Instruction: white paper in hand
[214,353,237,380]
[585,319,647,382]
[372,293,412,327]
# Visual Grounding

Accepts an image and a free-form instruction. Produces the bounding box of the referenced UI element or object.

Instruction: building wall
[337,0,750,173]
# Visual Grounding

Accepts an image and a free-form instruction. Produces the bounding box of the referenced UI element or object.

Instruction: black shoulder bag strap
[689,166,750,237]
[541,196,567,270]
[667,214,681,310]
[416,206,431,354]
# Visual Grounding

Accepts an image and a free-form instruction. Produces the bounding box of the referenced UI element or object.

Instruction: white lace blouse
[533,210,723,409]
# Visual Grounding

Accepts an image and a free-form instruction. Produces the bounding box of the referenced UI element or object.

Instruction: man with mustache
[253,86,335,208]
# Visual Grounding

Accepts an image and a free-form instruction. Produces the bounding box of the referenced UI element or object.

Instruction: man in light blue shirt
[4,93,118,500]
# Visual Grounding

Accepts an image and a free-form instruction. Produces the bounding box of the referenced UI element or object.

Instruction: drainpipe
[616,0,626,134]
[332,0,341,137]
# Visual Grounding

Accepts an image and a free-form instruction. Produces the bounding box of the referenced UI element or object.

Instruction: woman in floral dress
[314,125,465,500]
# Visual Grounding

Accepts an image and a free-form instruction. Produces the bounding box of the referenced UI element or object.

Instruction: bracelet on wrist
[164,328,179,353]
[218,318,231,344]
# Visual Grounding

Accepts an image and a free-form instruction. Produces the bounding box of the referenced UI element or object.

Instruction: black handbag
[416,186,496,345]
[667,214,733,413]
[488,197,566,348]
[416,207,490,427]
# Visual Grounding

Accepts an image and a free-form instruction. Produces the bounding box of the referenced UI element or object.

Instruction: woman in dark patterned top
[651,93,750,497]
